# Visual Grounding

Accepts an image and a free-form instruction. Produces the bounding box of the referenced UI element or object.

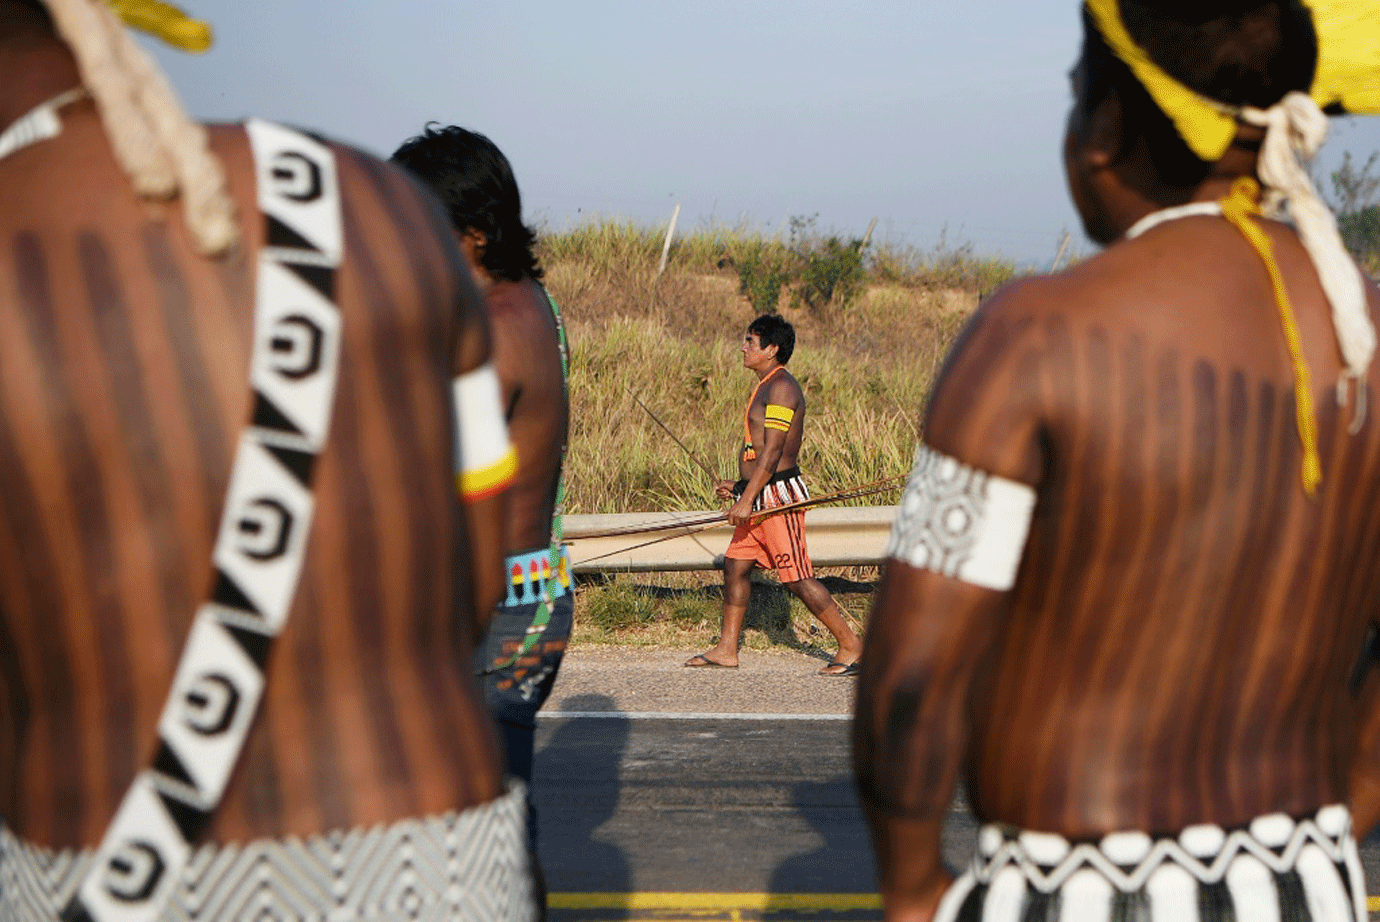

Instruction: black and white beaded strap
[64,119,343,922]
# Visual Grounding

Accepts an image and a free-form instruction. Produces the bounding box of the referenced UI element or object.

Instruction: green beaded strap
[546,286,569,564]
[484,287,570,673]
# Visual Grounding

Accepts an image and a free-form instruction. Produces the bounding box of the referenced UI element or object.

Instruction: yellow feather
[1304,0,1380,114]
[106,0,212,53]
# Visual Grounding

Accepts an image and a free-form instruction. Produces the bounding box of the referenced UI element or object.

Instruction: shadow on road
[536,694,632,919]
[767,776,879,896]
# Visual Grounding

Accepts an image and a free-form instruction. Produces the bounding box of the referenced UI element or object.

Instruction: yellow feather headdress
[1083,0,1380,496]
[105,0,211,52]
[1083,0,1380,162]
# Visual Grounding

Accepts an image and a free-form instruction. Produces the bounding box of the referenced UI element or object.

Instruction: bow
[570,475,907,567]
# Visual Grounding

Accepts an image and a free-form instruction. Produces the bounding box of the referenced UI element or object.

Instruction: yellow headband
[1306,0,1380,114]
[106,0,212,52]
[1083,0,1380,162]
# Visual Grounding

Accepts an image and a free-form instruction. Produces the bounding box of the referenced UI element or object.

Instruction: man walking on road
[856,2,1380,920]
[686,313,863,675]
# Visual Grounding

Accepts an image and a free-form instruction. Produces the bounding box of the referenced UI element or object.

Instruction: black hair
[5,0,54,30]
[390,124,543,282]
[1080,0,1318,188]
[748,313,795,365]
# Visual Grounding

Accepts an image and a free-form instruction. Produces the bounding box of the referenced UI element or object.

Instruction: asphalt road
[533,713,1380,921]
[535,715,875,895]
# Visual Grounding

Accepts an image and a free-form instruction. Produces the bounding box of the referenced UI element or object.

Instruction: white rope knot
[43,0,239,255]
[1242,91,1374,431]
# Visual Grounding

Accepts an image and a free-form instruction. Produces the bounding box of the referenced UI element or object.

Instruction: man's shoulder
[487,279,558,358]
[973,240,1208,343]
[767,368,805,403]
[488,279,563,394]
[486,278,550,324]
[980,255,1123,322]
[206,120,439,212]
[207,120,477,342]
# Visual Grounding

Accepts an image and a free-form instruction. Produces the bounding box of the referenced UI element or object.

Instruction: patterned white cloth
[0,785,536,921]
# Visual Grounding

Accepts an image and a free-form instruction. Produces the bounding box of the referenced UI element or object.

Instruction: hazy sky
[145,1,1380,265]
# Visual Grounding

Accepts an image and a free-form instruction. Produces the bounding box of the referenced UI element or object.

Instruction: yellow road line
[549,893,882,911]
[555,893,1380,913]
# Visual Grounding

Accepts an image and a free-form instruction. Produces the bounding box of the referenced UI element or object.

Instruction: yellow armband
[764,404,795,433]
[453,363,518,502]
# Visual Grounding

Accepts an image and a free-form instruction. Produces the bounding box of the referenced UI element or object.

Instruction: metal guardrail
[565,506,898,572]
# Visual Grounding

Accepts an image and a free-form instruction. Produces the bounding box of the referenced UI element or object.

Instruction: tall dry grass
[539,221,1003,514]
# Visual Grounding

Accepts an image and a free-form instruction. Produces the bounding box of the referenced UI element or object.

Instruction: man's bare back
[0,50,504,851]
[857,202,1380,922]
[855,4,1380,919]
[389,123,571,914]
[900,217,1380,836]
[487,277,567,556]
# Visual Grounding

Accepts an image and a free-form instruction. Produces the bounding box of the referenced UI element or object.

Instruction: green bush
[1330,151,1380,277]
[729,239,794,314]
[579,578,659,632]
[797,235,867,314]
[1340,205,1380,276]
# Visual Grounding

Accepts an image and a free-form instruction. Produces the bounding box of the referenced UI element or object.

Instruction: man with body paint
[392,124,572,917]
[686,313,864,676]
[0,2,532,919]
[855,2,1380,920]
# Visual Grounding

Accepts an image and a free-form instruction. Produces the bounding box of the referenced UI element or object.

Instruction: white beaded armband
[453,362,517,501]
[886,444,1037,591]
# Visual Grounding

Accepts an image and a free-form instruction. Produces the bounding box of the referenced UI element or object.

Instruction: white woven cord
[41,0,239,255]
[1242,91,1375,429]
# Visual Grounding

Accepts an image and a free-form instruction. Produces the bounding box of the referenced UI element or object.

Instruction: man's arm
[726,378,799,525]
[1349,284,1380,835]
[856,574,1012,920]
[1349,627,1380,835]
[853,286,1045,921]
[451,275,512,637]
[363,161,510,644]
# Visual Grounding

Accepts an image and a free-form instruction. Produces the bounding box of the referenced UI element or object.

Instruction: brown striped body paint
[855,211,1380,894]
[0,106,504,849]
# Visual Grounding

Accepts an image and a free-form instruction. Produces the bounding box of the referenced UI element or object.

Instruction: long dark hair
[391,124,543,282]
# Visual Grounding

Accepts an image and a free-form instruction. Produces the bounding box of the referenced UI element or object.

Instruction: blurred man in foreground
[856,1,1380,919]
[393,125,572,912]
[0,1,530,918]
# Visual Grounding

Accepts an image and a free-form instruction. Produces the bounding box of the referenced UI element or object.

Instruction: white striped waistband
[936,805,1367,922]
[734,468,810,513]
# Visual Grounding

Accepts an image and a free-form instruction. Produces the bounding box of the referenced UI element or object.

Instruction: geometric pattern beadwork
[886,444,1036,590]
[932,805,1370,922]
[970,805,1356,893]
[0,786,535,921]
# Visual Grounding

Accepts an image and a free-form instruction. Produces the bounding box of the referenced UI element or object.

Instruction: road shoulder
[545,645,857,716]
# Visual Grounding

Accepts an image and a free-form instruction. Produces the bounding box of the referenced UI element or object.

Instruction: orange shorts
[724,467,814,582]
